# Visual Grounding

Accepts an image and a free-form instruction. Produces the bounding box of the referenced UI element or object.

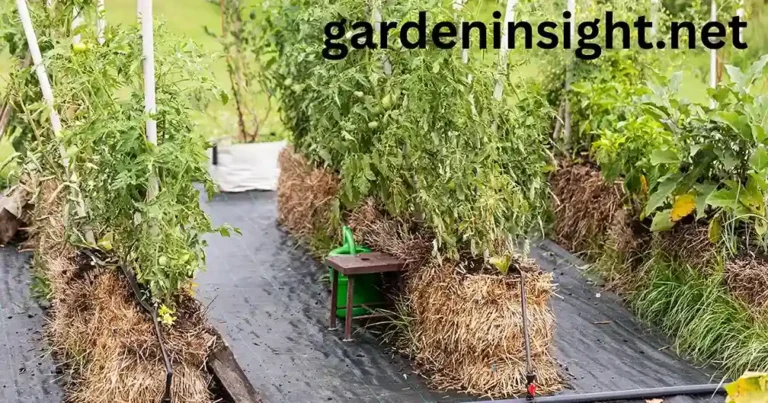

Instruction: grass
[104,0,284,141]
[630,253,768,377]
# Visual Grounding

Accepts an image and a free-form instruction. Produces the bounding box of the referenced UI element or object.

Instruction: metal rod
[483,383,725,403]
[520,272,531,374]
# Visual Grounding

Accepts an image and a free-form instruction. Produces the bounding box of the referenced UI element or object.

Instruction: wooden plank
[325,252,405,275]
[209,343,262,403]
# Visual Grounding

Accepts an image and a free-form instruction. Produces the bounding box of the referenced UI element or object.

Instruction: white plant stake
[650,0,659,37]
[72,6,84,44]
[140,0,159,200]
[563,0,575,146]
[709,0,717,108]
[371,1,392,76]
[16,0,94,243]
[16,0,62,135]
[493,0,517,100]
[97,0,106,45]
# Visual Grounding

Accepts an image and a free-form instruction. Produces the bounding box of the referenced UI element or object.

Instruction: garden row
[257,0,768,397]
[550,1,768,376]
[1,1,236,402]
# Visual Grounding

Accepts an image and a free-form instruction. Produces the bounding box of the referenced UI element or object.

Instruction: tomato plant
[255,0,552,258]
[1,0,233,304]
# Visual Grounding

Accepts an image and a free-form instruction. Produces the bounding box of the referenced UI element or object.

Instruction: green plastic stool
[327,226,383,318]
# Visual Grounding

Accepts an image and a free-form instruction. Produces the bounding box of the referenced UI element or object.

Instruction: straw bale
[406,259,561,398]
[656,222,717,271]
[348,198,433,270]
[551,161,624,254]
[276,146,340,242]
[725,254,768,316]
[27,177,218,403]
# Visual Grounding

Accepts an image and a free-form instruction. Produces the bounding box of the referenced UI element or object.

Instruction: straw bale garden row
[1,0,768,401]
[260,0,768,399]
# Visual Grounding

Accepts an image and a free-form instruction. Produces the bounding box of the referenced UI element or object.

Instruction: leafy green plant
[255,0,552,258]
[1,0,233,304]
[639,56,768,248]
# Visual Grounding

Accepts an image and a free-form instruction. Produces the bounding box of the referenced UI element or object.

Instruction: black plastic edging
[479,383,725,403]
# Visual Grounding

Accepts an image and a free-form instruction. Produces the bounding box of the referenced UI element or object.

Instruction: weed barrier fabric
[0,247,62,402]
[195,188,727,403]
[197,190,472,403]
[529,240,724,403]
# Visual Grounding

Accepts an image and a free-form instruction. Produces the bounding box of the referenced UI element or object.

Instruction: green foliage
[205,0,268,142]
[639,57,768,246]
[255,0,552,257]
[633,253,768,377]
[1,0,228,304]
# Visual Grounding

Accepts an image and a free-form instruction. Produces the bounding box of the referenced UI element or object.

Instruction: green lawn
[106,0,283,141]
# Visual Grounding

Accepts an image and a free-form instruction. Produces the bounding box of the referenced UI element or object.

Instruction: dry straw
[725,254,768,316]
[551,160,624,254]
[27,177,218,403]
[348,198,433,270]
[276,146,340,244]
[406,261,560,398]
[278,148,562,398]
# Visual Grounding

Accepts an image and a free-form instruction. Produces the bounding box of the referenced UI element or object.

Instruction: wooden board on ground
[209,342,262,403]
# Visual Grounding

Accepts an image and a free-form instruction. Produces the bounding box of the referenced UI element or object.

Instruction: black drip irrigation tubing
[481,383,725,403]
[119,264,174,403]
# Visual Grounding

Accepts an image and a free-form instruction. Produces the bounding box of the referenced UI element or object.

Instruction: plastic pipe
[16,0,62,136]
[96,0,106,45]
[709,0,717,108]
[481,383,725,403]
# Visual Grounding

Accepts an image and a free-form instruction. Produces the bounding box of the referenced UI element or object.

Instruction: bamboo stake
[493,0,517,100]
[140,0,159,200]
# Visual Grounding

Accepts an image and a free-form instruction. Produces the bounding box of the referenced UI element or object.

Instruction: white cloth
[208,140,287,192]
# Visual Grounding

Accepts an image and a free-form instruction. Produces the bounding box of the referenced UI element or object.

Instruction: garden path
[0,247,62,403]
[198,190,726,403]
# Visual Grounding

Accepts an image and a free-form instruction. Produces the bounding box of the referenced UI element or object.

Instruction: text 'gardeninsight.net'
[322,10,748,61]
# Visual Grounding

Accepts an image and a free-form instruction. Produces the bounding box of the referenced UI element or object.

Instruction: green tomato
[283,78,293,87]
[353,91,364,98]
[381,94,393,110]
[72,43,88,54]
[371,106,382,116]
[368,121,379,129]
[158,256,168,266]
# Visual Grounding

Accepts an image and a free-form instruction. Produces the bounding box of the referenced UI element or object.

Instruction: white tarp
[208,140,287,192]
